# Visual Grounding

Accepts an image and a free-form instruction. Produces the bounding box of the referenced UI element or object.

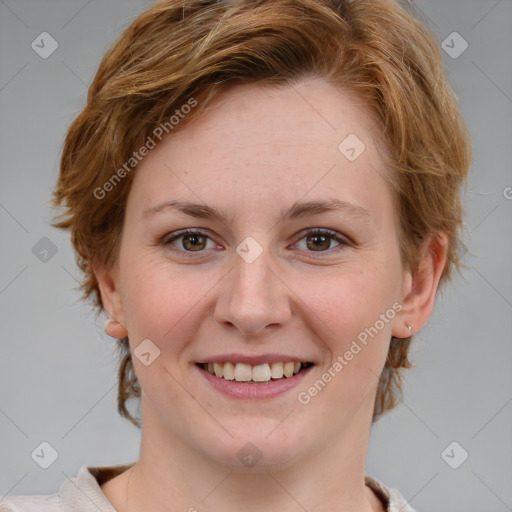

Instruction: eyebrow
[142,198,372,224]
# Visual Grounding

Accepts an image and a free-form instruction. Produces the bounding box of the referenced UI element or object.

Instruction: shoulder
[365,474,417,512]
[0,493,60,512]
[0,463,133,512]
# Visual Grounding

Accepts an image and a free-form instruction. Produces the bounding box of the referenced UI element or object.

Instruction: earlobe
[104,318,128,339]
[93,258,128,338]
[392,233,448,338]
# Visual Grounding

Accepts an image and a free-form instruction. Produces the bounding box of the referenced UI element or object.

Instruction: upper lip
[196,354,315,366]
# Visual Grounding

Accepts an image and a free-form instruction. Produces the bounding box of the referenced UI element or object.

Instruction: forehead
[180,79,384,159]
[128,78,393,223]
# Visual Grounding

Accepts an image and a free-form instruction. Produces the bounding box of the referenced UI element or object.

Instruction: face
[100,78,415,470]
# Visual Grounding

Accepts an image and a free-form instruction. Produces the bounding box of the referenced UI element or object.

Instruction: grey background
[0,1,511,511]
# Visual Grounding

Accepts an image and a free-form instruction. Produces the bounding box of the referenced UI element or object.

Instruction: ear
[392,232,448,338]
[93,258,128,338]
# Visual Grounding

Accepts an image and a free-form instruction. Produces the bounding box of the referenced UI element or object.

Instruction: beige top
[0,464,416,512]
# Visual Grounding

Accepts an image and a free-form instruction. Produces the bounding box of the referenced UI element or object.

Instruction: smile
[197,361,314,383]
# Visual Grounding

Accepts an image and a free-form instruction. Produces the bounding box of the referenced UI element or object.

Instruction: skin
[96,78,447,512]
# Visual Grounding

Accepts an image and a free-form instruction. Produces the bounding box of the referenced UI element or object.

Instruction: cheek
[118,258,205,394]
[305,265,398,340]
[300,262,400,401]
[119,253,186,339]
[119,252,218,357]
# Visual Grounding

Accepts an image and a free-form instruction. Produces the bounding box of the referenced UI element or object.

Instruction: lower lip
[195,364,314,399]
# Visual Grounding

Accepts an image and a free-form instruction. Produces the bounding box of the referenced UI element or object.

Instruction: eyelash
[161,228,350,258]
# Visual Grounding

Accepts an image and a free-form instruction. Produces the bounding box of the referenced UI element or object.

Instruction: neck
[126,403,380,512]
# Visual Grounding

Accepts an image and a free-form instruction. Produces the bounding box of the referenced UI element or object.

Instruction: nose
[213,247,292,336]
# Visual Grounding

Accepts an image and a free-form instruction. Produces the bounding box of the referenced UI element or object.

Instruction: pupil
[184,234,205,251]
[308,235,329,251]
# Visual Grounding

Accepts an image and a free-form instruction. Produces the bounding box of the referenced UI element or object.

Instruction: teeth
[213,363,224,378]
[270,362,283,379]
[252,364,271,382]
[234,363,252,382]
[223,362,235,380]
[283,362,294,378]
[202,361,309,382]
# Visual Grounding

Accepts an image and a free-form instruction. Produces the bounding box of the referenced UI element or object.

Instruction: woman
[0,0,471,511]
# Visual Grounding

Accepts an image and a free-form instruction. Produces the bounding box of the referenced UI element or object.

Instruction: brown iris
[306,233,331,251]
[181,233,207,251]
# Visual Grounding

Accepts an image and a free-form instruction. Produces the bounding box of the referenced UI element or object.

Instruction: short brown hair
[52,0,472,427]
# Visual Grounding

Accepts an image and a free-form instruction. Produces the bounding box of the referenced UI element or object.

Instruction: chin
[197,421,310,472]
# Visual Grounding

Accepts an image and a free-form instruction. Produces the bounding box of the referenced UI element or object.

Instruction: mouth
[196,361,315,384]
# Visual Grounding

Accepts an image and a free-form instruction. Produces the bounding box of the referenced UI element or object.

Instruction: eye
[162,227,349,257]
[163,229,216,254]
[294,228,348,254]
